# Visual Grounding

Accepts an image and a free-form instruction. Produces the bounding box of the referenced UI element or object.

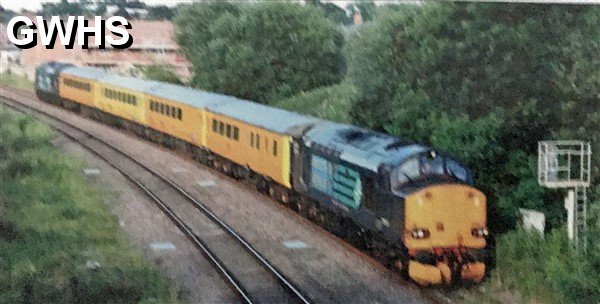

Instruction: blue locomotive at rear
[293,122,488,285]
[34,61,72,102]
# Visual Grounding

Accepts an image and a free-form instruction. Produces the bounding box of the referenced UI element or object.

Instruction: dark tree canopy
[345,3,600,229]
[147,5,175,20]
[175,2,345,104]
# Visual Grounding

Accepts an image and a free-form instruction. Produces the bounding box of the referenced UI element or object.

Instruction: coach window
[218,122,224,135]
[171,107,177,118]
[233,127,239,141]
[273,140,277,156]
[160,103,165,114]
[177,108,182,120]
[256,134,260,149]
[226,124,232,138]
[212,119,218,132]
[250,133,254,147]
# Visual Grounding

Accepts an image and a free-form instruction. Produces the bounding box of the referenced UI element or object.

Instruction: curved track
[0,91,313,304]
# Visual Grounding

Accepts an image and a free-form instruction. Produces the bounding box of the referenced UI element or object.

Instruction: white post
[565,190,575,242]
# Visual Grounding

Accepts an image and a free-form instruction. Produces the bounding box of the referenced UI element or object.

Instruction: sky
[1,0,599,13]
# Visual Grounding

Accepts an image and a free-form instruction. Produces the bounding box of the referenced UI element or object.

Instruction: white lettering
[106,16,132,48]
[7,16,36,48]
[37,16,77,48]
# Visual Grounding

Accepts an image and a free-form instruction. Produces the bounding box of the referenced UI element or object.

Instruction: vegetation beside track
[0,108,178,303]
[0,71,33,90]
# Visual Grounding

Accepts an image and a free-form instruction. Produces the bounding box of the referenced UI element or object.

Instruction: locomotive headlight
[471,227,489,238]
[410,228,430,239]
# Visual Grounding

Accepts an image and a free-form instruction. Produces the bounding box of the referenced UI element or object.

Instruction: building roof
[305,122,426,172]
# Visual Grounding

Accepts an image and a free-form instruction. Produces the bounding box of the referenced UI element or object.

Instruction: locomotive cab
[34,61,73,102]
[389,151,488,285]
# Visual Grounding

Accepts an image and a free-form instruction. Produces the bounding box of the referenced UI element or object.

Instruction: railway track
[0,90,313,304]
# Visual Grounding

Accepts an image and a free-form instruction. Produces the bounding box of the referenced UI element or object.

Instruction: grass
[0,108,178,303]
[0,70,34,90]
[457,227,600,304]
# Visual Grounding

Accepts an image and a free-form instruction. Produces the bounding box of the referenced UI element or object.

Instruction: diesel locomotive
[34,61,489,285]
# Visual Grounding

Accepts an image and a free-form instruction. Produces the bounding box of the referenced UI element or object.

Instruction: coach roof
[206,98,320,134]
[101,74,161,92]
[147,83,228,109]
[62,66,109,80]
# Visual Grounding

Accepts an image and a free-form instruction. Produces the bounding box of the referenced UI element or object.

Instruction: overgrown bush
[142,65,183,85]
[274,81,357,124]
[0,110,177,303]
[495,228,600,304]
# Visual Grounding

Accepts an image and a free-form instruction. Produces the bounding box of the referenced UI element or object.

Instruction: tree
[176,2,345,104]
[42,0,87,16]
[346,3,600,230]
[142,65,182,85]
[147,5,175,20]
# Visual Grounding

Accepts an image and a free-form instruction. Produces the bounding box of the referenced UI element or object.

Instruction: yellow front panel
[59,74,96,107]
[96,84,147,125]
[404,184,486,249]
[205,112,291,188]
[146,97,204,146]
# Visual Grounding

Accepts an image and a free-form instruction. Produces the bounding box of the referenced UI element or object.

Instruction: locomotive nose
[403,184,487,250]
[403,184,488,285]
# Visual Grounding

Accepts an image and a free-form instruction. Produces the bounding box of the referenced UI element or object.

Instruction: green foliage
[0,110,177,303]
[346,3,600,230]
[147,5,175,20]
[41,0,86,16]
[495,228,600,304]
[175,2,345,104]
[0,71,34,90]
[142,65,183,85]
[274,81,356,124]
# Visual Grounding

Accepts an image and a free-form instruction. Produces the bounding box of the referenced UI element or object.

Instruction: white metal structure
[538,141,591,250]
